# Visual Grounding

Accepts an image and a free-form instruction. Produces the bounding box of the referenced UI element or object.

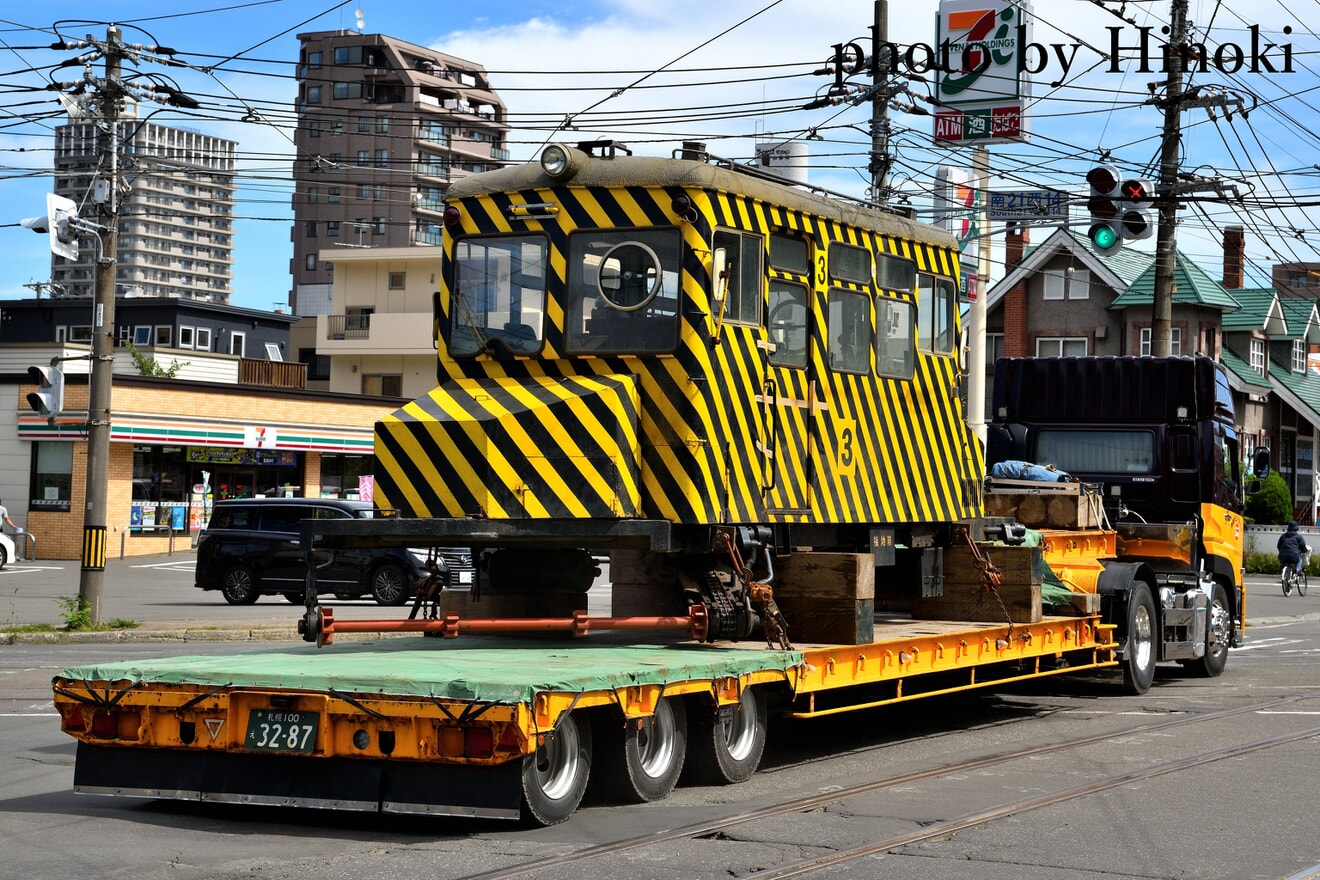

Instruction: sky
[2,0,1319,313]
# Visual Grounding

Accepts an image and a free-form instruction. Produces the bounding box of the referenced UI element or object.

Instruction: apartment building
[52,117,236,302]
[289,31,510,319]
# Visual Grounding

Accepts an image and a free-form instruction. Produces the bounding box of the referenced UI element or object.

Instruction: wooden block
[774,595,874,645]
[610,549,683,616]
[773,552,875,600]
[944,544,1043,585]
[1050,590,1101,615]
[911,582,1041,624]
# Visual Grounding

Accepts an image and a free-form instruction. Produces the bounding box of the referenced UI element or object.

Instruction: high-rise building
[52,117,237,302]
[290,31,510,317]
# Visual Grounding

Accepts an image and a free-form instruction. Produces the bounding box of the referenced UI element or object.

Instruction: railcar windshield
[450,235,549,356]
[565,229,682,354]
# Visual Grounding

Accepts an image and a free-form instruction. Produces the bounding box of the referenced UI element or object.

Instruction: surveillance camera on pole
[20,193,80,260]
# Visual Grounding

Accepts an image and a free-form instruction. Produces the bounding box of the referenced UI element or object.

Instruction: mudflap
[72,743,523,820]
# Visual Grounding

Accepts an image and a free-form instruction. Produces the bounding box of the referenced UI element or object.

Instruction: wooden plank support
[773,553,875,645]
[912,543,1043,624]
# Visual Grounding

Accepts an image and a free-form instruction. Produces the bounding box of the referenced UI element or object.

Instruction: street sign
[987,189,1067,222]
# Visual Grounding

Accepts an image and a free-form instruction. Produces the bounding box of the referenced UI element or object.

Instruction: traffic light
[1085,165,1123,254]
[26,364,64,420]
[1118,177,1155,241]
[19,193,79,260]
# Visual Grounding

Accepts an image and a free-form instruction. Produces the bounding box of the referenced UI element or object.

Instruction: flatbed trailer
[53,611,1114,822]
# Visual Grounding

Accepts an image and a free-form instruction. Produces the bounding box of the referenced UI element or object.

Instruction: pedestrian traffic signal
[1086,165,1123,255]
[26,364,64,420]
[1118,177,1155,241]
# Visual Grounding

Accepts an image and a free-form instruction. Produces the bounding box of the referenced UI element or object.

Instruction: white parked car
[0,531,15,568]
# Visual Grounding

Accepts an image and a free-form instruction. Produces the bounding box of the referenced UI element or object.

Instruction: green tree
[1245,470,1293,525]
[125,341,187,378]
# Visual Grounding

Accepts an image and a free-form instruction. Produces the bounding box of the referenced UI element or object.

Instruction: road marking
[0,566,66,574]
[1256,710,1320,715]
[131,561,195,570]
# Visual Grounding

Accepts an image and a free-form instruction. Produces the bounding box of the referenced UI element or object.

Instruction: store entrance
[208,468,259,501]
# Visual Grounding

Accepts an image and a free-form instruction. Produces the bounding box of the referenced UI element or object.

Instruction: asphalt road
[4,552,1320,879]
[2,548,1314,640]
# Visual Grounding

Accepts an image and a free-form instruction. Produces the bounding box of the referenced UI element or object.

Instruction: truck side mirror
[1252,447,1271,479]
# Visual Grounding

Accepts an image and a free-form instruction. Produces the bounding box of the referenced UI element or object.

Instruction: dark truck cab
[986,355,1247,684]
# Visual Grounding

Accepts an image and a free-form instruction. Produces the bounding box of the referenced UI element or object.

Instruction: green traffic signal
[1089,222,1119,251]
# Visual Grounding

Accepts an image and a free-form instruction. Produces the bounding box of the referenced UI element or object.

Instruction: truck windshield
[1035,429,1155,475]
[449,235,548,357]
[565,229,682,354]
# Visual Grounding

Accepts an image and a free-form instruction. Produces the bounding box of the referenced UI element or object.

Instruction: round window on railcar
[597,242,663,312]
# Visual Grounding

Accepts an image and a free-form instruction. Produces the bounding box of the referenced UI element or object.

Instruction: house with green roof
[980,225,1320,522]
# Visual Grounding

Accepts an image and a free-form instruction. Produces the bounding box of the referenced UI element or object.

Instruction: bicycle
[1282,550,1311,597]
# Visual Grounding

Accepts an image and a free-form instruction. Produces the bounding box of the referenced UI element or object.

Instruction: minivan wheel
[371,563,411,606]
[221,565,261,605]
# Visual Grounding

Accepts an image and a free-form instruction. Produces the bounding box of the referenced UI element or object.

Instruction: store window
[29,442,73,512]
[320,454,373,499]
[131,445,190,534]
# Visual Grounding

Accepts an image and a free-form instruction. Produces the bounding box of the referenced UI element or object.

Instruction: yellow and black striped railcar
[374,142,984,635]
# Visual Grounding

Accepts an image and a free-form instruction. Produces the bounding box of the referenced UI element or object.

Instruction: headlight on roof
[540,143,580,180]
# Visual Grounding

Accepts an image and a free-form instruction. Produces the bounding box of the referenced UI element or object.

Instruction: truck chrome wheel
[1122,582,1157,695]
[683,686,767,785]
[521,711,592,825]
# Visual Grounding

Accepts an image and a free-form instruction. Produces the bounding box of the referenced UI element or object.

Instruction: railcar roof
[448,152,957,249]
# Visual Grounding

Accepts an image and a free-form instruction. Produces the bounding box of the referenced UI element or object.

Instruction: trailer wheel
[521,711,592,826]
[1181,582,1230,678]
[220,565,260,605]
[593,696,688,803]
[683,685,767,785]
[370,562,410,606]
[1122,581,1157,695]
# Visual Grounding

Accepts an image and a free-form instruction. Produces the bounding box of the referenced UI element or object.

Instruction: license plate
[244,708,318,753]
[457,570,473,585]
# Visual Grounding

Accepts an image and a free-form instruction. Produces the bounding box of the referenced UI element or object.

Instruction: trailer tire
[521,711,592,826]
[593,696,687,803]
[1181,582,1230,678]
[370,562,410,606]
[1122,581,1157,695]
[682,685,766,786]
[220,565,260,605]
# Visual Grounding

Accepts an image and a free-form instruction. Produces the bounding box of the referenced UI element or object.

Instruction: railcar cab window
[829,290,872,374]
[829,242,871,285]
[876,253,916,292]
[876,296,915,378]
[917,273,957,354]
[768,233,810,275]
[566,229,681,354]
[712,230,763,325]
[767,281,809,368]
[449,235,548,357]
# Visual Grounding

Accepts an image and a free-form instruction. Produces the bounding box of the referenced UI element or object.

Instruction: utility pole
[1151,0,1187,357]
[42,26,191,623]
[78,25,127,622]
[870,0,890,202]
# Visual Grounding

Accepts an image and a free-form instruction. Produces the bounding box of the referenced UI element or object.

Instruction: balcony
[238,358,307,389]
[316,311,436,354]
[325,313,372,339]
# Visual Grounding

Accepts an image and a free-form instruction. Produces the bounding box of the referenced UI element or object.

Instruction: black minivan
[195,498,427,606]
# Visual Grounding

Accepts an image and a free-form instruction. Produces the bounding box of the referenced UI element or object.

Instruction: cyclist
[1277,521,1309,591]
